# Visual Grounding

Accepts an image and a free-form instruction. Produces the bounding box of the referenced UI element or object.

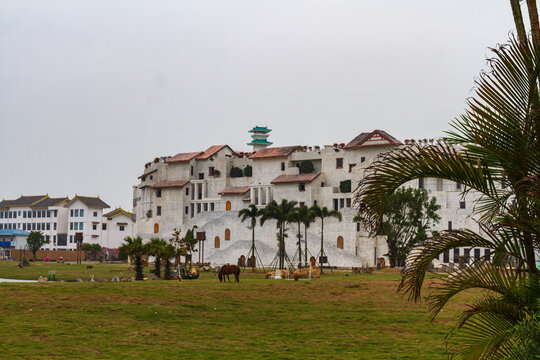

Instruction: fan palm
[354,36,540,359]
[161,243,178,280]
[287,207,305,269]
[145,238,166,278]
[239,204,261,271]
[118,236,145,280]
[310,205,342,273]
[260,199,298,269]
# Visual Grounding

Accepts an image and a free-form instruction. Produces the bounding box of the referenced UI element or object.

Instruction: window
[281,162,285,171]
[37,223,41,230]
[313,200,317,206]
[102,224,107,230]
[70,222,73,230]
[357,223,361,232]
[54,223,57,230]
[361,156,366,163]
[448,221,453,230]
[46,210,50,217]
[298,183,305,192]
[119,225,125,231]
[459,201,466,209]
[70,209,74,217]
[333,199,339,211]
[210,203,215,211]
[156,189,162,198]
[418,178,424,189]
[209,167,215,176]
[185,206,189,214]
[186,187,189,196]
[190,166,194,176]
[336,158,343,169]
[485,249,491,261]
[321,182,325,187]
[23,224,26,230]
[197,203,201,213]
[456,182,462,190]
[157,206,162,216]
[443,250,450,263]
[464,248,471,263]
[340,198,345,209]
[75,209,79,217]
[74,222,79,230]
[80,209,84,217]
[346,198,352,208]
[46,223,50,230]
[93,211,98,217]
[53,210,57,217]
[225,228,231,241]
[53,235,56,244]
[93,224,97,230]
[349,164,356,172]
[337,236,344,249]
[453,248,460,263]
[70,235,73,243]
[214,236,220,248]
[299,202,305,207]
[33,210,37,218]
[203,203,208,211]
[226,201,231,211]
[198,173,204,180]
[37,211,41,218]
[32,223,36,230]
[154,223,159,233]
[23,211,26,218]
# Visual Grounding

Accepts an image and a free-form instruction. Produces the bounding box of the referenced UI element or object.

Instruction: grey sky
[0,1,517,209]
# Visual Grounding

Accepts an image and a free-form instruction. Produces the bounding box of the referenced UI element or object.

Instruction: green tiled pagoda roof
[249,126,271,133]
[248,139,273,145]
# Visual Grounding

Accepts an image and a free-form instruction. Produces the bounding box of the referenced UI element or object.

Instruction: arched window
[226,201,232,211]
[214,236,220,248]
[154,223,159,234]
[225,228,231,240]
[337,236,344,249]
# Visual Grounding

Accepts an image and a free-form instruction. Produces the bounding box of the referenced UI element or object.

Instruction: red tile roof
[271,172,321,184]
[344,130,401,149]
[250,146,300,159]
[218,186,251,196]
[196,145,232,160]
[166,152,203,164]
[151,180,190,189]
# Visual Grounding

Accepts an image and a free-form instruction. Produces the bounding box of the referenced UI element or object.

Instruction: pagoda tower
[248,126,273,151]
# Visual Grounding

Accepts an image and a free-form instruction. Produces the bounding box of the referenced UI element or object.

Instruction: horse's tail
[218,267,223,282]
[236,266,240,282]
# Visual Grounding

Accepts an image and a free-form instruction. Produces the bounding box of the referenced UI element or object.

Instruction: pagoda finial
[248,125,273,151]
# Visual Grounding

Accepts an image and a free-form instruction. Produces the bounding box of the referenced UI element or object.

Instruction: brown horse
[218,264,240,282]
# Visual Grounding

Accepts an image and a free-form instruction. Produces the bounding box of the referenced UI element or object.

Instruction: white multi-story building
[0,195,133,251]
[133,127,483,268]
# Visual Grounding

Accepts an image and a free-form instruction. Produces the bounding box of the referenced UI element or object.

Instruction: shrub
[22,257,30,267]
[230,167,243,178]
[298,160,314,174]
[339,180,352,193]
[243,165,252,177]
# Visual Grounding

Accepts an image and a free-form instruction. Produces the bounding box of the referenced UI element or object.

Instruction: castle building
[0,195,133,255]
[132,128,482,267]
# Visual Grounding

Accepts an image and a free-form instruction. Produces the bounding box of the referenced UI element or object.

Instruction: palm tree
[183,225,198,268]
[301,205,317,267]
[310,205,342,273]
[260,199,297,269]
[161,243,177,280]
[239,204,261,271]
[145,238,166,278]
[118,236,145,280]
[287,207,304,269]
[354,36,540,358]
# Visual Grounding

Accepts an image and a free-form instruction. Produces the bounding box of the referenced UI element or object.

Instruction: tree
[298,160,314,174]
[230,166,243,178]
[81,243,103,261]
[300,205,317,267]
[238,204,261,271]
[365,187,440,268]
[118,236,145,280]
[243,165,253,177]
[354,35,540,358]
[339,180,352,193]
[145,238,166,278]
[182,226,198,268]
[260,199,297,269]
[26,231,48,261]
[310,205,342,273]
[287,207,305,269]
[161,243,178,280]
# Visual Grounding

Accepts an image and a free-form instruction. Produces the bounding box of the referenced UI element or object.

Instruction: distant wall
[10,249,86,261]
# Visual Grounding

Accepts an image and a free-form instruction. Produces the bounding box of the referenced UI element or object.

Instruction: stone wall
[10,249,87,261]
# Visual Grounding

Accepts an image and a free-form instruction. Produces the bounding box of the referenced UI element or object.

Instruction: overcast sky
[0,1,518,209]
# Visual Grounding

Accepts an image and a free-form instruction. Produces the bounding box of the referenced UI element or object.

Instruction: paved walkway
[0,278,37,283]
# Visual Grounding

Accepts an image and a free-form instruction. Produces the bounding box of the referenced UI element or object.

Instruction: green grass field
[0,261,473,359]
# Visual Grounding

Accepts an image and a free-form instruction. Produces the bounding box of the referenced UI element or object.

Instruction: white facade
[0,195,134,250]
[132,129,482,268]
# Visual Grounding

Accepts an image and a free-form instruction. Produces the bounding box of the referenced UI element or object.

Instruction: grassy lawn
[0,261,473,359]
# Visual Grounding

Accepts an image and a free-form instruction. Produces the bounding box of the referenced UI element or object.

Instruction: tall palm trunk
[320,218,324,274]
[510,0,528,44]
[527,0,540,46]
[135,255,144,280]
[154,255,161,278]
[251,221,256,272]
[297,222,302,269]
[304,226,308,268]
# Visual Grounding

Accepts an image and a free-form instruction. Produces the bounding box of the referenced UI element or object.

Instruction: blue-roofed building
[0,229,30,259]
